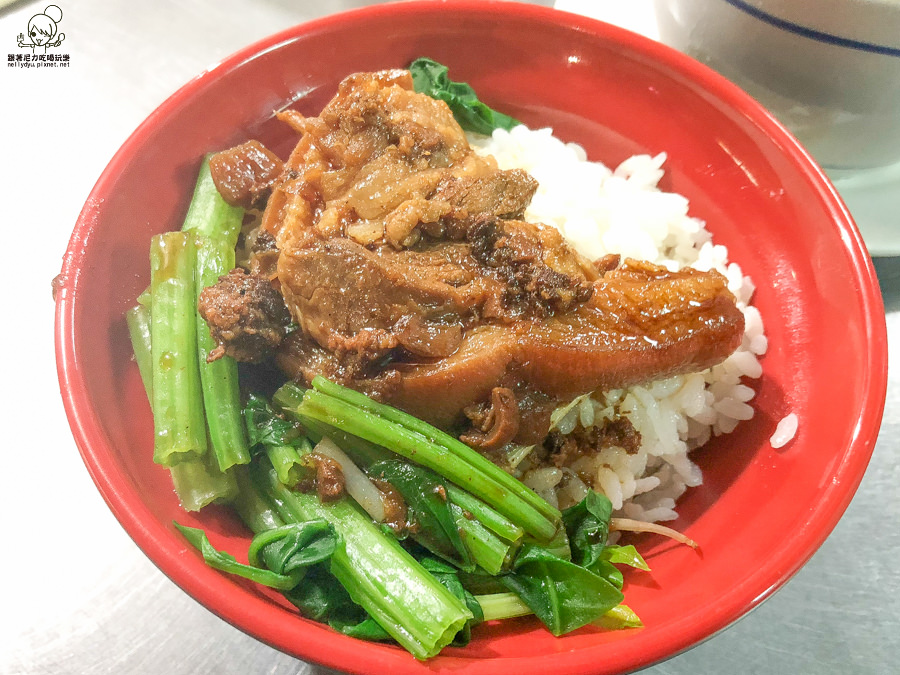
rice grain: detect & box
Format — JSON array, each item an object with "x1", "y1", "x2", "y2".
[{"x1": 474, "y1": 126, "x2": 765, "y2": 523}]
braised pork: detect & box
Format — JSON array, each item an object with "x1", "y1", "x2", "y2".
[
  {"x1": 199, "y1": 68, "x2": 745, "y2": 447},
  {"x1": 386, "y1": 260, "x2": 743, "y2": 429},
  {"x1": 197, "y1": 268, "x2": 292, "y2": 363},
  {"x1": 208, "y1": 140, "x2": 284, "y2": 210}
]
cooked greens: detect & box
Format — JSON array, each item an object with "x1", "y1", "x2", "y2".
[{"x1": 409, "y1": 57, "x2": 521, "y2": 135}]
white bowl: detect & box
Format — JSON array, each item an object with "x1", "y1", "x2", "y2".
[{"x1": 654, "y1": 0, "x2": 900, "y2": 172}]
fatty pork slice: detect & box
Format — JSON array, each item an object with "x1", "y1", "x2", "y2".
[
  {"x1": 275, "y1": 217, "x2": 596, "y2": 365},
  {"x1": 385, "y1": 260, "x2": 745, "y2": 429},
  {"x1": 277, "y1": 237, "x2": 483, "y2": 362}
]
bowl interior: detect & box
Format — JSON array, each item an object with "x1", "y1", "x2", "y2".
[{"x1": 55, "y1": 2, "x2": 886, "y2": 674}]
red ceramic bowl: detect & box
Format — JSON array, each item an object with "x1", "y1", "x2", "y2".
[{"x1": 55, "y1": 1, "x2": 888, "y2": 674}]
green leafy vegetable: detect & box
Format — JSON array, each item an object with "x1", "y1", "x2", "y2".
[
  {"x1": 562, "y1": 490, "x2": 613, "y2": 572},
  {"x1": 601, "y1": 544, "x2": 650, "y2": 572},
  {"x1": 244, "y1": 393, "x2": 305, "y2": 448},
  {"x1": 448, "y1": 502, "x2": 516, "y2": 575},
  {"x1": 370, "y1": 459, "x2": 473, "y2": 571},
  {"x1": 500, "y1": 544, "x2": 624, "y2": 636},
  {"x1": 297, "y1": 377, "x2": 560, "y2": 542},
  {"x1": 333, "y1": 616, "x2": 394, "y2": 642},
  {"x1": 265, "y1": 442, "x2": 312, "y2": 488},
  {"x1": 526, "y1": 522, "x2": 573, "y2": 561},
  {"x1": 475, "y1": 591, "x2": 535, "y2": 622},
  {"x1": 594, "y1": 604, "x2": 644, "y2": 630},
  {"x1": 284, "y1": 564, "x2": 391, "y2": 642},
  {"x1": 125, "y1": 303, "x2": 154, "y2": 398},
  {"x1": 244, "y1": 393, "x2": 312, "y2": 486},
  {"x1": 194, "y1": 235, "x2": 250, "y2": 471},
  {"x1": 169, "y1": 455, "x2": 238, "y2": 512},
  {"x1": 253, "y1": 459, "x2": 473, "y2": 660},
  {"x1": 283, "y1": 562, "x2": 350, "y2": 621},
  {"x1": 180, "y1": 158, "x2": 249, "y2": 472},
  {"x1": 180, "y1": 155, "x2": 244, "y2": 249},
  {"x1": 456, "y1": 571, "x2": 509, "y2": 596},
  {"x1": 231, "y1": 465, "x2": 284, "y2": 535},
  {"x1": 174, "y1": 521, "x2": 337, "y2": 591},
  {"x1": 445, "y1": 483, "x2": 524, "y2": 546},
  {"x1": 409, "y1": 57, "x2": 521, "y2": 135},
  {"x1": 476, "y1": 592, "x2": 641, "y2": 631},
  {"x1": 127, "y1": 301, "x2": 238, "y2": 510},
  {"x1": 247, "y1": 522, "x2": 338, "y2": 573},
  {"x1": 309, "y1": 377, "x2": 559, "y2": 522}
]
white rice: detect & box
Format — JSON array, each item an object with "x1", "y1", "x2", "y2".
[
  {"x1": 770, "y1": 413, "x2": 798, "y2": 449},
  {"x1": 470, "y1": 126, "x2": 769, "y2": 523}
]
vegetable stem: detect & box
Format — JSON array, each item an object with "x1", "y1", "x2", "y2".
[
  {"x1": 180, "y1": 155, "x2": 244, "y2": 248},
  {"x1": 449, "y1": 503, "x2": 515, "y2": 575},
  {"x1": 149, "y1": 232, "x2": 206, "y2": 466},
  {"x1": 252, "y1": 460, "x2": 472, "y2": 660},
  {"x1": 446, "y1": 484, "x2": 524, "y2": 545},
  {"x1": 311, "y1": 377, "x2": 561, "y2": 525},
  {"x1": 475, "y1": 592, "x2": 534, "y2": 622},
  {"x1": 168, "y1": 454, "x2": 238, "y2": 511},
  {"x1": 194, "y1": 235, "x2": 251, "y2": 471},
  {"x1": 231, "y1": 466, "x2": 295, "y2": 577},
  {"x1": 274, "y1": 383, "x2": 393, "y2": 467},
  {"x1": 178, "y1": 156, "x2": 250, "y2": 471},
  {"x1": 475, "y1": 592, "x2": 641, "y2": 630},
  {"x1": 128, "y1": 299, "x2": 236, "y2": 509},
  {"x1": 265, "y1": 440, "x2": 311, "y2": 488},
  {"x1": 297, "y1": 386, "x2": 559, "y2": 542},
  {"x1": 232, "y1": 466, "x2": 284, "y2": 534},
  {"x1": 125, "y1": 304, "x2": 153, "y2": 398}
]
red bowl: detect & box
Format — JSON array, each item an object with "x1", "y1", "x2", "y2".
[{"x1": 54, "y1": 1, "x2": 888, "y2": 673}]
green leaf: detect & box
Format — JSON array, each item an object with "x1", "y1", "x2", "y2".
[
  {"x1": 591, "y1": 560, "x2": 624, "y2": 591},
  {"x1": 601, "y1": 544, "x2": 651, "y2": 572},
  {"x1": 559, "y1": 495, "x2": 649, "y2": 592},
  {"x1": 299, "y1": 380, "x2": 560, "y2": 541},
  {"x1": 499, "y1": 544, "x2": 623, "y2": 636},
  {"x1": 175, "y1": 522, "x2": 302, "y2": 591},
  {"x1": 409, "y1": 57, "x2": 521, "y2": 135},
  {"x1": 247, "y1": 521, "x2": 338, "y2": 574},
  {"x1": 176, "y1": 520, "x2": 338, "y2": 592},
  {"x1": 457, "y1": 571, "x2": 508, "y2": 596},
  {"x1": 244, "y1": 393, "x2": 304, "y2": 449},
  {"x1": 284, "y1": 564, "x2": 392, "y2": 642},
  {"x1": 594, "y1": 604, "x2": 643, "y2": 630},
  {"x1": 253, "y1": 459, "x2": 472, "y2": 659},
  {"x1": 561, "y1": 491, "x2": 613, "y2": 572},
  {"x1": 369, "y1": 459, "x2": 474, "y2": 571},
  {"x1": 284, "y1": 564, "x2": 350, "y2": 621},
  {"x1": 333, "y1": 617, "x2": 393, "y2": 642}
]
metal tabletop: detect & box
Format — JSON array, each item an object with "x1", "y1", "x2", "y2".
[{"x1": 2, "y1": 1, "x2": 896, "y2": 673}]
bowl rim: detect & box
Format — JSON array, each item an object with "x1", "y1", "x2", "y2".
[{"x1": 54, "y1": 1, "x2": 889, "y2": 673}]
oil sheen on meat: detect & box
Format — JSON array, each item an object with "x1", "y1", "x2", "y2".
[{"x1": 205, "y1": 69, "x2": 745, "y2": 445}]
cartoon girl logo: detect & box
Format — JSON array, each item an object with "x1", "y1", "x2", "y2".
[{"x1": 17, "y1": 5, "x2": 65, "y2": 54}]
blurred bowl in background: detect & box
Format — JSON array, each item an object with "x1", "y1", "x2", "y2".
[{"x1": 654, "y1": 0, "x2": 900, "y2": 173}]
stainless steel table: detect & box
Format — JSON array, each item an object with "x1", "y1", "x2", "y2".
[{"x1": 2, "y1": 1, "x2": 896, "y2": 673}]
